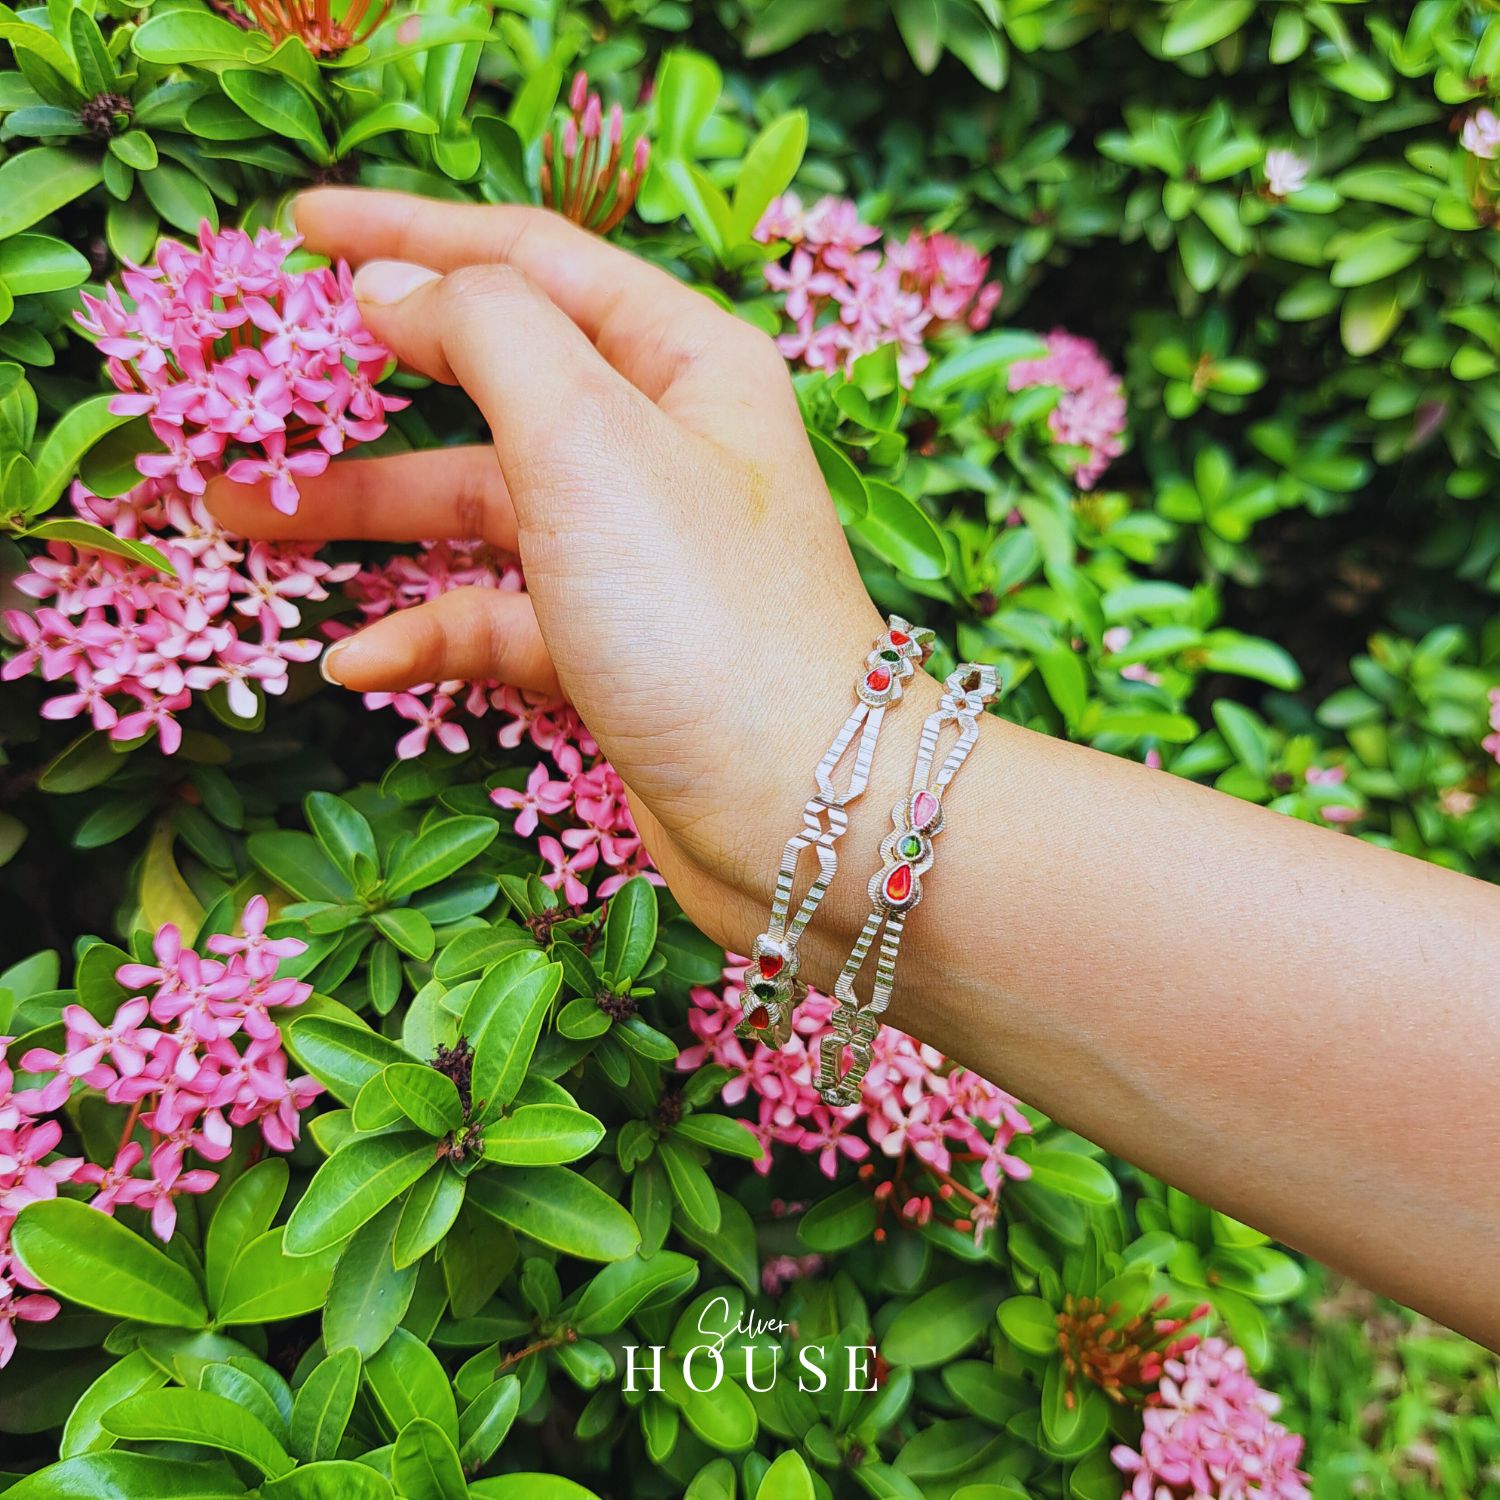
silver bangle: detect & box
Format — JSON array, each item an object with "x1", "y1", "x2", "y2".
[
  {"x1": 817, "y1": 662, "x2": 999, "y2": 1106},
  {"x1": 738, "y1": 616, "x2": 935, "y2": 1047}
]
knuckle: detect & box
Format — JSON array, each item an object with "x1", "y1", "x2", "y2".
[
  {"x1": 449, "y1": 476, "x2": 490, "y2": 543},
  {"x1": 440, "y1": 262, "x2": 528, "y2": 313}
]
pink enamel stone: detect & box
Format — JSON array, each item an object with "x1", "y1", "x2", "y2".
[{"x1": 911, "y1": 790, "x2": 938, "y2": 829}]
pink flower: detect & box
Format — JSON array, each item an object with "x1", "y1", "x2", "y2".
[
  {"x1": 75, "y1": 222, "x2": 404, "y2": 513},
  {"x1": 4, "y1": 476, "x2": 349, "y2": 754},
  {"x1": 679, "y1": 956, "x2": 1030, "y2": 1238},
  {"x1": 1263, "y1": 148, "x2": 1309, "y2": 197},
  {"x1": 0, "y1": 897, "x2": 323, "y2": 1365},
  {"x1": 1462, "y1": 107, "x2": 1500, "y2": 161},
  {"x1": 539, "y1": 829, "x2": 600, "y2": 905},
  {"x1": 1112, "y1": 1337, "x2": 1311, "y2": 1500},
  {"x1": 756, "y1": 196, "x2": 998, "y2": 387},
  {"x1": 492, "y1": 762, "x2": 574, "y2": 836},
  {"x1": 1008, "y1": 330, "x2": 1127, "y2": 489}
]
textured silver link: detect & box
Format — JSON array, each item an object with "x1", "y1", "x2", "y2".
[
  {"x1": 738, "y1": 616, "x2": 934, "y2": 1047},
  {"x1": 818, "y1": 662, "x2": 999, "y2": 1106}
]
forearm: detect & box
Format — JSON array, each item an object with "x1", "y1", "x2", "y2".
[{"x1": 779, "y1": 671, "x2": 1500, "y2": 1349}]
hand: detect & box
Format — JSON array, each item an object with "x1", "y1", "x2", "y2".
[{"x1": 207, "y1": 188, "x2": 913, "y2": 966}]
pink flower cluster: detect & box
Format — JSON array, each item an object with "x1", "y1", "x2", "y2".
[
  {"x1": 3, "y1": 478, "x2": 353, "y2": 753},
  {"x1": 680, "y1": 957, "x2": 1032, "y2": 1240},
  {"x1": 77, "y1": 222, "x2": 405, "y2": 514},
  {"x1": 0, "y1": 899, "x2": 320, "y2": 1366},
  {"x1": 345, "y1": 541, "x2": 659, "y2": 900},
  {"x1": 1008, "y1": 329, "x2": 1127, "y2": 490},
  {"x1": 1483, "y1": 686, "x2": 1500, "y2": 764},
  {"x1": 757, "y1": 193, "x2": 1001, "y2": 385},
  {"x1": 1112, "y1": 1336, "x2": 1311, "y2": 1500}
]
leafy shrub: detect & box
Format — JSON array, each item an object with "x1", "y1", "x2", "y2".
[{"x1": 1, "y1": 2, "x2": 1499, "y2": 1498}]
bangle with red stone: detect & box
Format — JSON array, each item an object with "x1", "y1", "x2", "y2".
[
  {"x1": 817, "y1": 662, "x2": 999, "y2": 1107},
  {"x1": 738, "y1": 616, "x2": 935, "y2": 1048}
]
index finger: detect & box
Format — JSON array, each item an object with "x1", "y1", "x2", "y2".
[{"x1": 293, "y1": 190, "x2": 778, "y2": 412}]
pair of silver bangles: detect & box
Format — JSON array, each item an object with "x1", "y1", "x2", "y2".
[{"x1": 737, "y1": 615, "x2": 997, "y2": 1107}]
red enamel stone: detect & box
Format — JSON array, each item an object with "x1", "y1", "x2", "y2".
[
  {"x1": 889, "y1": 629, "x2": 910, "y2": 647},
  {"x1": 748, "y1": 1005, "x2": 770, "y2": 1030},
  {"x1": 866, "y1": 667, "x2": 891, "y2": 692},
  {"x1": 911, "y1": 790, "x2": 939, "y2": 829},
  {"x1": 883, "y1": 862, "x2": 914, "y2": 904},
  {"x1": 757, "y1": 953, "x2": 784, "y2": 979}
]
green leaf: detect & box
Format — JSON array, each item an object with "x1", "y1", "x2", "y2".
[
  {"x1": 481, "y1": 1103, "x2": 605, "y2": 1165},
  {"x1": 60, "y1": 1349, "x2": 169, "y2": 1459},
  {"x1": 469, "y1": 956, "x2": 562, "y2": 1120},
  {"x1": 671, "y1": 1113, "x2": 763, "y2": 1160},
  {"x1": 572, "y1": 1251, "x2": 699, "y2": 1336},
  {"x1": 881, "y1": 1276, "x2": 1003, "y2": 1369},
  {"x1": 323, "y1": 1201, "x2": 419, "y2": 1357},
  {"x1": 366, "y1": 1327, "x2": 458, "y2": 1444},
  {"x1": 140, "y1": 161, "x2": 219, "y2": 236},
  {"x1": 304, "y1": 791, "x2": 377, "y2": 881},
  {"x1": 1023, "y1": 1149, "x2": 1120, "y2": 1207},
  {"x1": 217, "y1": 1227, "x2": 340, "y2": 1324},
  {"x1": 1161, "y1": 0, "x2": 1254, "y2": 56},
  {"x1": 260, "y1": 1462, "x2": 394, "y2": 1500},
  {"x1": 390, "y1": 1417, "x2": 467, "y2": 1500},
  {"x1": 654, "y1": 49, "x2": 720, "y2": 156},
  {"x1": 380, "y1": 1061, "x2": 463, "y2": 1135},
  {"x1": 110, "y1": 131, "x2": 158, "y2": 170},
  {"x1": 372, "y1": 905, "x2": 436, "y2": 960},
  {"x1": 601, "y1": 875, "x2": 658, "y2": 983},
  {"x1": 26, "y1": 517, "x2": 176, "y2": 573},
  {"x1": 658, "y1": 1136, "x2": 721, "y2": 1234},
  {"x1": 1340, "y1": 280, "x2": 1402, "y2": 357},
  {"x1": 1199, "y1": 631, "x2": 1302, "y2": 690},
  {"x1": 807, "y1": 428, "x2": 868, "y2": 523},
  {"x1": 1330, "y1": 226, "x2": 1425, "y2": 288},
  {"x1": 1040, "y1": 1357, "x2": 1108, "y2": 1458},
  {"x1": 731, "y1": 110, "x2": 807, "y2": 240},
  {"x1": 102, "y1": 1389, "x2": 293, "y2": 1478},
  {"x1": 468, "y1": 1166, "x2": 640, "y2": 1261},
  {"x1": 335, "y1": 100, "x2": 440, "y2": 156},
  {"x1": 0, "y1": 232, "x2": 89, "y2": 295},
  {"x1": 757, "y1": 1450, "x2": 816, "y2": 1500},
  {"x1": 284, "y1": 1131, "x2": 437, "y2": 1255},
  {"x1": 798, "y1": 1185, "x2": 877, "y2": 1252},
  {"x1": 385, "y1": 816, "x2": 498, "y2": 901},
  {"x1": 3, "y1": 1454, "x2": 249, "y2": 1499},
  {"x1": 893, "y1": 0, "x2": 944, "y2": 72},
  {"x1": 853, "y1": 481, "x2": 948, "y2": 580},
  {"x1": 289, "y1": 1347, "x2": 360, "y2": 1463},
  {"x1": 220, "y1": 67, "x2": 329, "y2": 162},
  {"x1": 287, "y1": 1016, "x2": 414, "y2": 1106},
  {"x1": 458, "y1": 1375, "x2": 520, "y2": 1468},
  {"x1": 30, "y1": 397, "x2": 138, "y2": 517},
  {"x1": 469, "y1": 1480, "x2": 603, "y2": 1500},
  {"x1": 248, "y1": 830, "x2": 354, "y2": 903},
  {"x1": 132, "y1": 10, "x2": 272, "y2": 64},
  {"x1": 996, "y1": 1295, "x2": 1058, "y2": 1356},
  {"x1": 0, "y1": 148, "x2": 102, "y2": 238},
  {"x1": 394, "y1": 1163, "x2": 466, "y2": 1267},
  {"x1": 12, "y1": 1198, "x2": 208, "y2": 1327}
]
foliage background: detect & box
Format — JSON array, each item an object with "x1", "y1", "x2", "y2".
[{"x1": 1, "y1": 0, "x2": 1499, "y2": 1497}]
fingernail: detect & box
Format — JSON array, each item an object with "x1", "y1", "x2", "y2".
[
  {"x1": 319, "y1": 640, "x2": 349, "y2": 685},
  {"x1": 353, "y1": 259, "x2": 441, "y2": 306}
]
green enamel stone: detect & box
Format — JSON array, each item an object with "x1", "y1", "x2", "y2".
[
  {"x1": 899, "y1": 835, "x2": 923, "y2": 858},
  {"x1": 752, "y1": 980, "x2": 776, "y2": 999},
  {"x1": 879, "y1": 648, "x2": 901, "y2": 662}
]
